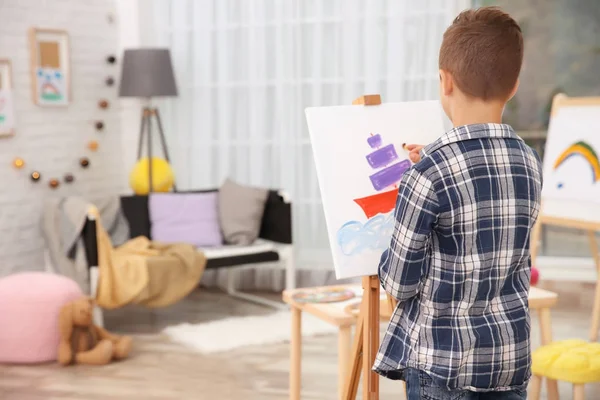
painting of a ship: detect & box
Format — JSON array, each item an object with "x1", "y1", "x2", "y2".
[{"x1": 353, "y1": 133, "x2": 411, "y2": 218}]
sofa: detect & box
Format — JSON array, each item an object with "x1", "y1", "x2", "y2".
[{"x1": 81, "y1": 188, "x2": 294, "y2": 323}]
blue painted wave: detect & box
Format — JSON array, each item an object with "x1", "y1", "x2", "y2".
[{"x1": 336, "y1": 212, "x2": 394, "y2": 256}]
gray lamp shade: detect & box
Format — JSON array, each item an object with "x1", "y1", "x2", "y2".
[{"x1": 118, "y1": 48, "x2": 178, "y2": 98}]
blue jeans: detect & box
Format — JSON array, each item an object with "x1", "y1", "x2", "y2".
[{"x1": 404, "y1": 369, "x2": 527, "y2": 400}]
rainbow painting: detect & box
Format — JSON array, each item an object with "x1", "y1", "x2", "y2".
[{"x1": 553, "y1": 141, "x2": 600, "y2": 183}]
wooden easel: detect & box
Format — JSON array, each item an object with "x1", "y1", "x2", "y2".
[
  {"x1": 530, "y1": 94, "x2": 600, "y2": 343},
  {"x1": 342, "y1": 94, "x2": 396, "y2": 400}
]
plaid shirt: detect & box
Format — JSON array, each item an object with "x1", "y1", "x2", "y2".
[{"x1": 374, "y1": 123, "x2": 543, "y2": 391}]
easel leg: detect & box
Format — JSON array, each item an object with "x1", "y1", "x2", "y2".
[
  {"x1": 530, "y1": 220, "x2": 543, "y2": 265},
  {"x1": 587, "y1": 230, "x2": 600, "y2": 341},
  {"x1": 362, "y1": 276, "x2": 380, "y2": 400},
  {"x1": 290, "y1": 306, "x2": 301, "y2": 400},
  {"x1": 338, "y1": 326, "x2": 352, "y2": 400},
  {"x1": 590, "y1": 282, "x2": 600, "y2": 342},
  {"x1": 344, "y1": 313, "x2": 363, "y2": 400}
]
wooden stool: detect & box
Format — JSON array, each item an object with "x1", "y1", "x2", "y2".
[
  {"x1": 284, "y1": 285, "x2": 558, "y2": 399},
  {"x1": 283, "y1": 286, "x2": 394, "y2": 400},
  {"x1": 529, "y1": 339, "x2": 600, "y2": 400}
]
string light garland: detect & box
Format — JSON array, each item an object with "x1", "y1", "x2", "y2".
[
  {"x1": 12, "y1": 44, "x2": 116, "y2": 189},
  {"x1": 19, "y1": 152, "x2": 89, "y2": 186},
  {"x1": 64, "y1": 173, "x2": 75, "y2": 183},
  {"x1": 49, "y1": 178, "x2": 60, "y2": 189},
  {"x1": 88, "y1": 140, "x2": 99, "y2": 152},
  {"x1": 13, "y1": 158, "x2": 25, "y2": 169}
]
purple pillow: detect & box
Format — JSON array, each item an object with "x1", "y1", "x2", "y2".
[{"x1": 149, "y1": 192, "x2": 223, "y2": 247}]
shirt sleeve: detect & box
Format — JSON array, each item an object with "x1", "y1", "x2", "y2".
[{"x1": 378, "y1": 168, "x2": 439, "y2": 302}]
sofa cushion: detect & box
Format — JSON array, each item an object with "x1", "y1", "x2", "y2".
[
  {"x1": 121, "y1": 195, "x2": 151, "y2": 239},
  {"x1": 149, "y1": 192, "x2": 223, "y2": 247},
  {"x1": 218, "y1": 179, "x2": 269, "y2": 245},
  {"x1": 259, "y1": 191, "x2": 292, "y2": 244}
]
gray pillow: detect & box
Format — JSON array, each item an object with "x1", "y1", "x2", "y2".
[{"x1": 218, "y1": 178, "x2": 269, "y2": 245}]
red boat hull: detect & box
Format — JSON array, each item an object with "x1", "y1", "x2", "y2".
[{"x1": 353, "y1": 189, "x2": 398, "y2": 219}]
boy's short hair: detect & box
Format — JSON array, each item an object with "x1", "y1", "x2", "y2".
[{"x1": 439, "y1": 7, "x2": 523, "y2": 101}]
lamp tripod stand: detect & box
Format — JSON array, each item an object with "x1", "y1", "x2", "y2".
[{"x1": 137, "y1": 106, "x2": 177, "y2": 193}]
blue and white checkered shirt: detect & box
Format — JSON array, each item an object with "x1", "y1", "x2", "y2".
[{"x1": 374, "y1": 123, "x2": 543, "y2": 391}]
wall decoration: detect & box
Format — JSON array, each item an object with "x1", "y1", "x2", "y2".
[
  {"x1": 95, "y1": 121, "x2": 104, "y2": 131},
  {"x1": 542, "y1": 99, "x2": 600, "y2": 213},
  {"x1": 105, "y1": 77, "x2": 114, "y2": 86},
  {"x1": 64, "y1": 173, "x2": 74, "y2": 183},
  {"x1": 98, "y1": 99, "x2": 109, "y2": 109},
  {"x1": 48, "y1": 178, "x2": 60, "y2": 189},
  {"x1": 29, "y1": 28, "x2": 70, "y2": 107},
  {"x1": 30, "y1": 171, "x2": 41, "y2": 182},
  {"x1": 80, "y1": 157, "x2": 90, "y2": 168},
  {"x1": 0, "y1": 60, "x2": 16, "y2": 137},
  {"x1": 12, "y1": 158, "x2": 25, "y2": 169},
  {"x1": 88, "y1": 140, "x2": 99, "y2": 151},
  {"x1": 305, "y1": 101, "x2": 446, "y2": 279}
]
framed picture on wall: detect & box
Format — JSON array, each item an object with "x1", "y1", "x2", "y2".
[
  {"x1": 0, "y1": 60, "x2": 16, "y2": 137},
  {"x1": 29, "y1": 28, "x2": 71, "y2": 106}
]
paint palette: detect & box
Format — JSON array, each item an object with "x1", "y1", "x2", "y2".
[{"x1": 291, "y1": 287, "x2": 356, "y2": 304}]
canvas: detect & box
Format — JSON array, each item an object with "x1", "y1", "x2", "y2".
[
  {"x1": 306, "y1": 101, "x2": 446, "y2": 279},
  {"x1": 541, "y1": 103, "x2": 600, "y2": 223}
]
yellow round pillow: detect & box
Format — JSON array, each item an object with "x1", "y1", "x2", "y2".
[
  {"x1": 532, "y1": 339, "x2": 600, "y2": 384},
  {"x1": 129, "y1": 157, "x2": 175, "y2": 195}
]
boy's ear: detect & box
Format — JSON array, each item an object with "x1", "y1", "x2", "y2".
[
  {"x1": 507, "y1": 79, "x2": 520, "y2": 101},
  {"x1": 439, "y1": 69, "x2": 453, "y2": 97}
]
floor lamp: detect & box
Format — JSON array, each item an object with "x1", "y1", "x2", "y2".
[{"x1": 118, "y1": 48, "x2": 178, "y2": 192}]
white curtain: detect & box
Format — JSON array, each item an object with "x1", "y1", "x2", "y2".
[{"x1": 140, "y1": 0, "x2": 469, "y2": 288}]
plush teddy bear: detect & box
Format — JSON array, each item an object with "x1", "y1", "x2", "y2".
[{"x1": 57, "y1": 296, "x2": 132, "y2": 365}]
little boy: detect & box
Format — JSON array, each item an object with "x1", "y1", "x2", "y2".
[{"x1": 374, "y1": 7, "x2": 543, "y2": 400}]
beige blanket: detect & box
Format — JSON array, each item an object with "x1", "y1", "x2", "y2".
[{"x1": 90, "y1": 207, "x2": 206, "y2": 309}]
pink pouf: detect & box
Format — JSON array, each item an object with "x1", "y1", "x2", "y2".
[{"x1": 0, "y1": 272, "x2": 82, "y2": 363}]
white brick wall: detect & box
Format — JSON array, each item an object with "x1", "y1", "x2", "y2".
[{"x1": 0, "y1": 0, "x2": 127, "y2": 276}]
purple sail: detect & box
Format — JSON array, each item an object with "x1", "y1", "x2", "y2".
[
  {"x1": 366, "y1": 144, "x2": 398, "y2": 168},
  {"x1": 367, "y1": 134, "x2": 382, "y2": 149},
  {"x1": 369, "y1": 160, "x2": 411, "y2": 191}
]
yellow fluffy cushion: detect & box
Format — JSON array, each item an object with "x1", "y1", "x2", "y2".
[
  {"x1": 129, "y1": 157, "x2": 175, "y2": 195},
  {"x1": 532, "y1": 339, "x2": 600, "y2": 384}
]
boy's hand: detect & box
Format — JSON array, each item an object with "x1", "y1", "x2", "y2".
[{"x1": 404, "y1": 144, "x2": 424, "y2": 163}]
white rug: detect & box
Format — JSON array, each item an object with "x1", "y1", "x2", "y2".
[{"x1": 163, "y1": 311, "x2": 339, "y2": 354}]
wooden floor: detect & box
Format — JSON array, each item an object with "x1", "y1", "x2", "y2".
[{"x1": 1, "y1": 283, "x2": 599, "y2": 399}]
